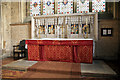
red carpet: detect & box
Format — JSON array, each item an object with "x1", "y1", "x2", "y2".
[
  {"x1": 23, "y1": 61, "x2": 81, "y2": 78},
  {"x1": 2, "y1": 70, "x2": 27, "y2": 79}
]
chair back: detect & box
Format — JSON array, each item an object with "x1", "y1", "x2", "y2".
[{"x1": 19, "y1": 40, "x2": 25, "y2": 50}]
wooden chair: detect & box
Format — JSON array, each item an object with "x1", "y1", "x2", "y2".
[{"x1": 13, "y1": 40, "x2": 26, "y2": 60}]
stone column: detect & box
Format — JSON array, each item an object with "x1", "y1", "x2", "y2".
[
  {"x1": 11, "y1": 1, "x2": 26, "y2": 23},
  {"x1": 1, "y1": 2, "x2": 12, "y2": 57},
  {"x1": 26, "y1": 1, "x2": 30, "y2": 16},
  {"x1": 20, "y1": 0, "x2": 26, "y2": 23},
  {"x1": 11, "y1": 2, "x2": 20, "y2": 23}
]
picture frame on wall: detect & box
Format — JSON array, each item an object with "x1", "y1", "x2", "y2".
[{"x1": 101, "y1": 28, "x2": 113, "y2": 36}]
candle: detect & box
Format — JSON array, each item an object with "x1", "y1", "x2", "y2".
[
  {"x1": 86, "y1": 18, "x2": 87, "y2": 25},
  {"x1": 38, "y1": 19, "x2": 40, "y2": 25}
]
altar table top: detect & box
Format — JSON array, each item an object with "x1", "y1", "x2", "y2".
[
  {"x1": 26, "y1": 38, "x2": 93, "y2": 46},
  {"x1": 27, "y1": 38, "x2": 93, "y2": 40}
]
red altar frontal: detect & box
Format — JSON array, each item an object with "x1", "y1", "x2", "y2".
[{"x1": 26, "y1": 39, "x2": 93, "y2": 63}]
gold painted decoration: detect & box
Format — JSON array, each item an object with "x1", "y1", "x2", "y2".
[
  {"x1": 48, "y1": 25, "x2": 55, "y2": 34},
  {"x1": 38, "y1": 25, "x2": 45, "y2": 34},
  {"x1": 82, "y1": 24, "x2": 89, "y2": 38}
]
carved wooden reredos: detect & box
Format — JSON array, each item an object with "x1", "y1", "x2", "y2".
[{"x1": 31, "y1": 13, "x2": 98, "y2": 40}]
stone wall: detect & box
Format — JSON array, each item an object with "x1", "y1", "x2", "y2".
[
  {"x1": 118, "y1": 2, "x2": 120, "y2": 19},
  {"x1": 1, "y1": 2, "x2": 27, "y2": 57},
  {"x1": 0, "y1": 2, "x2": 1, "y2": 78},
  {"x1": 11, "y1": 24, "x2": 31, "y2": 54},
  {"x1": 118, "y1": 2, "x2": 120, "y2": 62},
  {"x1": 1, "y1": 2, "x2": 11, "y2": 57},
  {"x1": 95, "y1": 20, "x2": 119, "y2": 60},
  {"x1": 118, "y1": 1, "x2": 120, "y2": 62},
  {"x1": 11, "y1": 2, "x2": 26, "y2": 23}
]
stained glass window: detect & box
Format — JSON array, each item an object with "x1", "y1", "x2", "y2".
[
  {"x1": 43, "y1": 0, "x2": 54, "y2": 15},
  {"x1": 77, "y1": 0, "x2": 89, "y2": 13},
  {"x1": 57, "y1": 0, "x2": 73, "y2": 14},
  {"x1": 71, "y1": 24, "x2": 79, "y2": 34},
  {"x1": 92, "y1": 0, "x2": 105, "y2": 12},
  {"x1": 30, "y1": 0, "x2": 41, "y2": 16}
]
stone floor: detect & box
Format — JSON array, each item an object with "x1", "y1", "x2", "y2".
[
  {"x1": 2, "y1": 57, "x2": 17, "y2": 65},
  {"x1": 81, "y1": 60, "x2": 116, "y2": 77},
  {"x1": 1, "y1": 57, "x2": 119, "y2": 80},
  {"x1": 2, "y1": 59, "x2": 37, "y2": 71}
]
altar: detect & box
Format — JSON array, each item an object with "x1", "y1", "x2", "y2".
[
  {"x1": 26, "y1": 13, "x2": 98, "y2": 64},
  {"x1": 26, "y1": 38, "x2": 93, "y2": 63}
]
